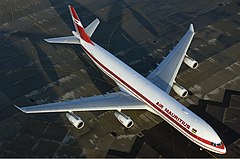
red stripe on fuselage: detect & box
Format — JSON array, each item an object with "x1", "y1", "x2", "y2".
[{"x1": 81, "y1": 45, "x2": 225, "y2": 154}]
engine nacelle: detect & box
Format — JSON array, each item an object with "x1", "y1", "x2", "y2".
[
  {"x1": 184, "y1": 56, "x2": 198, "y2": 69},
  {"x1": 66, "y1": 112, "x2": 84, "y2": 129},
  {"x1": 173, "y1": 83, "x2": 188, "y2": 98},
  {"x1": 114, "y1": 111, "x2": 134, "y2": 128}
]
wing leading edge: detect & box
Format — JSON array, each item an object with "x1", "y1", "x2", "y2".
[
  {"x1": 147, "y1": 24, "x2": 195, "y2": 93},
  {"x1": 15, "y1": 92, "x2": 147, "y2": 113}
]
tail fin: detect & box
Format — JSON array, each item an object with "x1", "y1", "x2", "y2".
[
  {"x1": 44, "y1": 5, "x2": 99, "y2": 45},
  {"x1": 68, "y1": 5, "x2": 94, "y2": 45}
]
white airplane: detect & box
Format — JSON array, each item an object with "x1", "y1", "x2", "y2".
[{"x1": 15, "y1": 5, "x2": 226, "y2": 154}]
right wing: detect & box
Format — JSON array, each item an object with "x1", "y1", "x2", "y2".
[
  {"x1": 147, "y1": 24, "x2": 195, "y2": 93},
  {"x1": 15, "y1": 92, "x2": 148, "y2": 113}
]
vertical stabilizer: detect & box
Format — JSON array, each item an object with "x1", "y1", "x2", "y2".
[{"x1": 68, "y1": 5, "x2": 94, "y2": 45}]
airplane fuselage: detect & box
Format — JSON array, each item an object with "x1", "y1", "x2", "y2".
[
  {"x1": 13, "y1": 5, "x2": 226, "y2": 155},
  {"x1": 80, "y1": 39, "x2": 226, "y2": 154}
]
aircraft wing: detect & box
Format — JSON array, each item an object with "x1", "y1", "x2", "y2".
[
  {"x1": 15, "y1": 92, "x2": 147, "y2": 113},
  {"x1": 147, "y1": 24, "x2": 195, "y2": 93}
]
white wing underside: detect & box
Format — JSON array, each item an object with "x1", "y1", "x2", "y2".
[
  {"x1": 15, "y1": 92, "x2": 148, "y2": 113},
  {"x1": 147, "y1": 24, "x2": 195, "y2": 93}
]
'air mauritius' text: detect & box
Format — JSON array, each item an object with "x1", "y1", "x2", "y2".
[{"x1": 165, "y1": 108, "x2": 190, "y2": 129}]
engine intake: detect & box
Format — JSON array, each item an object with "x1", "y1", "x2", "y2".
[
  {"x1": 66, "y1": 112, "x2": 84, "y2": 129},
  {"x1": 173, "y1": 83, "x2": 188, "y2": 98},
  {"x1": 114, "y1": 111, "x2": 134, "y2": 128},
  {"x1": 184, "y1": 56, "x2": 198, "y2": 69}
]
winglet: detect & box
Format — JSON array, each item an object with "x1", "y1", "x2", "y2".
[
  {"x1": 68, "y1": 5, "x2": 94, "y2": 45},
  {"x1": 14, "y1": 104, "x2": 26, "y2": 113},
  {"x1": 189, "y1": 24, "x2": 194, "y2": 32}
]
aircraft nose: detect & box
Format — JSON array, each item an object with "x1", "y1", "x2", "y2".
[
  {"x1": 216, "y1": 142, "x2": 227, "y2": 154},
  {"x1": 221, "y1": 143, "x2": 227, "y2": 154}
]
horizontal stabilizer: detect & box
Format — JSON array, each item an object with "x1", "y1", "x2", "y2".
[
  {"x1": 85, "y1": 18, "x2": 100, "y2": 37},
  {"x1": 44, "y1": 36, "x2": 80, "y2": 44}
]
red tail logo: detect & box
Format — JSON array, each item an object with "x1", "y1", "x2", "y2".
[{"x1": 69, "y1": 5, "x2": 94, "y2": 45}]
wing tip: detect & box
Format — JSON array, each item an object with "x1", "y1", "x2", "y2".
[
  {"x1": 96, "y1": 18, "x2": 100, "y2": 24},
  {"x1": 44, "y1": 39, "x2": 50, "y2": 43},
  {"x1": 14, "y1": 104, "x2": 26, "y2": 113},
  {"x1": 189, "y1": 24, "x2": 194, "y2": 32}
]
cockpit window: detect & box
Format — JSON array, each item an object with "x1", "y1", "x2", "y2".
[{"x1": 211, "y1": 141, "x2": 222, "y2": 147}]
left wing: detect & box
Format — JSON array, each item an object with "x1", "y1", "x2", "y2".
[
  {"x1": 15, "y1": 92, "x2": 147, "y2": 113},
  {"x1": 147, "y1": 24, "x2": 195, "y2": 93}
]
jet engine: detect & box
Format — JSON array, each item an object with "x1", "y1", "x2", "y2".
[
  {"x1": 66, "y1": 112, "x2": 84, "y2": 129},
  {"x1": 173, "y1": 83, "x2": 188, "y2": 98},
  {"x1": 184, "y1": 56, "x2": 198, "y2": 69},
  {"x1": 114, "y1": 111, "x2": 134, "y2": 128}
]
